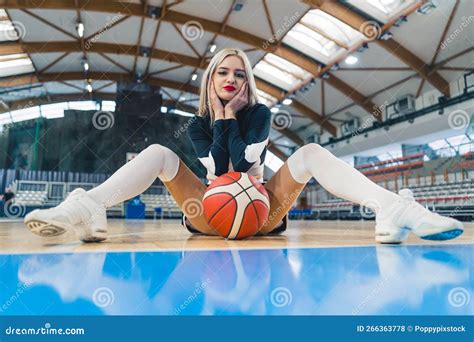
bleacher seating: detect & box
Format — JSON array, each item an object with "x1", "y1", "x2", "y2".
[
  {"x1": 140, "y1": 193, "x2": 181, "y2": 218},
  {"x1": 3, "y1": 180, "x2": 183, "y2": 219},
  {"x1": 15, "y1": 190, "x2": 48, "y2": 206},
  {"x1": 356, "y1": 153, "x2": 425, "y2": 171}
]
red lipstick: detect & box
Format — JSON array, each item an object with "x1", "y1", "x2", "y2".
[{"x1": 223, "y1": 85, "x2": 236, "y2": 92}]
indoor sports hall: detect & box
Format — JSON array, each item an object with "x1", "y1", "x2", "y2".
[{"x1": 0, "y1": 1, "x2": 473, "y2": 341}]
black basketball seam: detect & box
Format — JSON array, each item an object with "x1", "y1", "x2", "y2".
[
  {"x1": 249, "y1": 199, "x2": 268, "y2": 235},
  {"x1": 209, "y1": 198, "x2": 238, "y2": 240},
  {"x1": 241, "y1": 184, "x2": 268, "y2": 235},
  {"x1": 233, "y1": 183, "x2": 268, "y2": 239},
  {"x1": 205, "y1": 187, "x2": 248, "y2": 230},
  {"x1": 233, "y1": 201, "x2": 256, "y2": 239},
  {"x1": 222, "y1": 172, "x2": 250, "y2": 193}
]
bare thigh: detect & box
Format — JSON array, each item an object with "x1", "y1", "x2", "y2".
[
  {"x1": 162, "y1": 160, "x2": 217, "y2": 235},
  {"x1": 261, "y1": 163, "x2": 307, "y2": 235}
]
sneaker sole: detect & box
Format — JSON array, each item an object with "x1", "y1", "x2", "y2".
[
  {"x1": 25, "y1": 219, "x2": 107, "y2": 243},
  {"x1": 375, "y1": 227, "x2": 410, "y2": 244},
  {"x1": 420, "y1": 228, "x2": 464, "y2": 241},
  {"x1": 25, "y1": 219, "x2": 67, "y2": 237},
  {"x1": 81, "y1": 233, "x2": 107, "y2": 243}
]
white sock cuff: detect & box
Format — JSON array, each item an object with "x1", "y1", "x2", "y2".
[
  {"x1": 155, "y1": 145, "x2": 180, "y2": 182},
  {"x1": 287, "y1": 144, "x2": 313, "y2": 184}
]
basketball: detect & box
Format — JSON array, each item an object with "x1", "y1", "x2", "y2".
[{"x1": 202, "y1": 172, "x2": 270, "y2": 239}]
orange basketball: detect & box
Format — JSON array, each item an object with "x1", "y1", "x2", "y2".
[{"x1": 202, "y1": 172, "x2": 270, "y2": 239}]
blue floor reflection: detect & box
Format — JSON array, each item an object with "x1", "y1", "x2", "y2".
[{"x1": 0, "y1": 244, "x2": 472, "y2": 315}]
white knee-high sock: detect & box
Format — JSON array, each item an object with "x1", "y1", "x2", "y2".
[
  {"x1": 287, "y1": 144, "x2": 399, "y2": 212},
  {"x1": 87, "y1": 144, "x2": 180, "y2": 208}
]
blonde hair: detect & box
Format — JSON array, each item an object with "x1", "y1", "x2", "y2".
[{"x1": 198, "y1": 48, "x2": 259, "y2": 123}]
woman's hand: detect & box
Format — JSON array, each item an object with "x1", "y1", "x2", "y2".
[
  {"x1": 209, "y1": 81, "x2": 225, "y2": 121},
  {"x1": 225, "y1": 82, "x2": 248, "y2": 120}
]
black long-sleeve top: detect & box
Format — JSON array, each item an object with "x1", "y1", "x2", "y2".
[{"x1": 187, "y1": 103, "x2": 271, "y2": 183}]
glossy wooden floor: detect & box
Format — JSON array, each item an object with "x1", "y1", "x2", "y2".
[{"x1": 1, "y1": 218, "x2": 472, "y2": 254}]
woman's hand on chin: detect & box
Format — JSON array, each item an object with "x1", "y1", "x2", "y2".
[{"x1": 224, "y1": 82, "x2": 248, "y2": 120}]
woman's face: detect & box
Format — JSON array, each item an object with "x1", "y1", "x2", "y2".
[{"x1": 212, "y1": 55, "x2": 247, "y2": 103}]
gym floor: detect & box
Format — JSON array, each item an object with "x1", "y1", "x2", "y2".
[{"x1": 0, "y1": 219, "x2": 472, "y2": 315}]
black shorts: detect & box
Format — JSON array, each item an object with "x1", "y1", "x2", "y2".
[{"x1": 181, "y1": 181, "x2": 287, "y2": 236}]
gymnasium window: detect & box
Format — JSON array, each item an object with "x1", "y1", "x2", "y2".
[
  {"x1": 40, "y1": 103, "x2": 68, "y2": 119},
  {"x1": 256, "y1": 90, "x2": 277, "y2": 108},
  {"x1": 0, "y1": 10, "x2": 35, "y2": 77},
  {"x1": 347, "y1": 0, "x2": 418, "y2": 23},
  {"x1": 68, "y1": 101, "x2": 100, "y2": 111},
  {"x1": 0, "y1": 9, "x2": 18, "y2": 41},
  {"x1": 0, "y1": 53, "x2": 34, "y2": 78},
  {"x1": 265, "y1": 150, "x2": 284, "y2": 172},
  {"x1": 254, "y1": 53, "x2": 311, "y2": 91},
  {"x1": 283, "y1": 9, "x2": 364, "y2": 65},
  {"x1": 10, "y1": 106, "x2": 41, "y2": 123}
]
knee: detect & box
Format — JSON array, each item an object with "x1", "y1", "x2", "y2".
[
  {"x1": 300, "y1": 143, "x2": 324, "y2": 157},
  {"x1": 145, "y1": 144, "x2": 180, "y2": 181},
  {"x1": 287, "y1": 144, "x2": 320, "y2": 184},
  {"x1": 146, "y1": 143, "x2": 165, "y2": 155},
  {"x1": 145, "y1": 144, "x2": 174, "y2": 158}
]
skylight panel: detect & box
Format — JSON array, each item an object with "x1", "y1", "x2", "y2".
[
  {"x1": 254, "y1": 54, "x2": 311, "y2": 90},
  {"x1": 257, "y1": 89, "x2": 277, "y2": 107},
  {"x1": 10, "y1": 106, "x2": 40, "y2": 123},
  {"x1": 0, "y1": 53, "x2": 34, "y2": 77},
  {"x1": 346, "y1": 0, "x2": 417, "y2": 23}
]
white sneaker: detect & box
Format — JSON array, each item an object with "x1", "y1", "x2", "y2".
[
  {"x1": 375, "y1": 188, "x2": 464, "y2": 244},
  {"x1": 24, "y1": 188, "x2": 107, "y2": 242}
]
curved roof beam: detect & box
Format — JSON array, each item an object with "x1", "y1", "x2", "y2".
[
  {"x1": 2, "y1": 1, "x2": 348, "y2": 130},
  {"x1": 0, "y1": 40, "x2": 337, "y2": 136}
]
